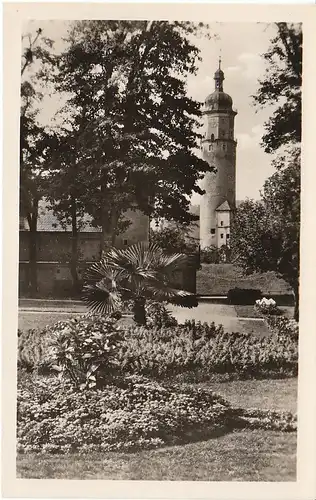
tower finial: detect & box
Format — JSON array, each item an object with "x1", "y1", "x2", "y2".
[{"x1": 214, "y1": 52, "x2": 224, "y2": 91}]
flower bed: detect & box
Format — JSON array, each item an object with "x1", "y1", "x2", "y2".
[
  {"x1": 18, "y1": 314, "x2": 298, "y2": 382},
  {"x1": 17, "y1": 375, "x2": 232, "y2": 454},
  {"x1": 17, "y1": 374, "x2": 297, "y2": 455}
]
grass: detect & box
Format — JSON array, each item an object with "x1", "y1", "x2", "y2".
[
  {"x1": 16, "y1": 377, "x2": 297, "y2": 481},
  {"x1": 18, "y1": 312, "x2": 78, "y2": 331},
  {"x1": 235, "y1": 305, "x2": 295, "y2": 319},
  {"x1": 186, "y1": 378, "x2": 298, "y2": 413},
  {"x1": 197, "y1": 264, "x2": 292, "y2": 296},
  {"x1": 16, "y1": 430, "x2": 296, "y2": 481}
]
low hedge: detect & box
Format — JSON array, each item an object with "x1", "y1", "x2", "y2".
[
  {"x1": 227, "y1": 288, "x2": 262, "y2": 305},
  {"x1": 18, "y1": 315, "x2": 298, "y2": 382},
  {"x1": 17, "y1": 374, "x2": 296, "y2": 454}
]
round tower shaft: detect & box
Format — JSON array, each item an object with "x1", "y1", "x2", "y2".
[{"x1": 200, "y1": 59, "x2": 237, "y2": 249}]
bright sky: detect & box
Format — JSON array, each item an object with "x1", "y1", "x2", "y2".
[{"x1": 24, "y1": 20, "x2": 278, "y2": 203}]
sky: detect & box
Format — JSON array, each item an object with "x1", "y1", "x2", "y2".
[{"x1": 24, "y1": 20, "x2": 278, "y2": 203}]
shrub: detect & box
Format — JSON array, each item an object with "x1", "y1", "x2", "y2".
[
  {"x1": 200, "y1": 246, "x2": 220, "y2": 264},
  {"x1": 46, "y1": 314, "x2": 123, "y2": 389},
  {"x1": 227, "y1": 288, "x2": 262, "y2": 305},
  {"x1": 145, "y1": 301, "x2": 178, "y2": 328},
  {"x1": 17, "y1": 376, "x2": 232, "y2": 454},
  {"x1": 265, "y1": 315, "x2": 299, "y2": 340},
  {"x1": 18, "y1": 314, "x2": 123, "y2": 388},
  {"x1": 18, "y1": 328, "x2": 53, "y2": 373},
  {"x1": 254, "y1": 297, "x2": 281, "y2": 316}
]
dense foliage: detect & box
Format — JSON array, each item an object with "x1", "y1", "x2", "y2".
[
  {"x1": 150, "y1": 225, "x2": 198, "y2": 255},
  {"x1": 18, "y1": 315, "x2": 298, "y2": 381},
  {"x1": 253, "y1": 23, "x2": 302, "y2": 154},
  {"x1": 231, "y1": 172, "x2": 300, "y2": 320}
]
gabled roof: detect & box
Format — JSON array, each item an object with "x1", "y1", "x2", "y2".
[
  {"x1": 20, "y1": 199, "x2": 101, "y2": 233},
  {"x1": 215, "y1": 200, "x2": 232, "y2": 212}
]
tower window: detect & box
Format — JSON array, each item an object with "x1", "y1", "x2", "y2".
[
  {"x1": 220, "y1": 233, "x2": 224, "y2": 239},
  {"x1": 209, "y1": 144, "x2": 212, "y2": 151},
  {"x1": 211, "y1": 228, "x2": 215, "y2": 235},
  {"x1": 123, "y1": 239, "x2": 128, "y2": 246},
  {"x1": 227, "y1": 234, "x2": 230, "y2": 239},
  {"x1": 211, "y1": 133, "x2": 215, "y2": 142},
  {"x1": 220, "y1": 221, "x2": 223, "y2": 226}
]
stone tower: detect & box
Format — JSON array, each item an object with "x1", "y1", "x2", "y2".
[{"x1": 200, "y1": 59, "x2": 237, "y2": 249}]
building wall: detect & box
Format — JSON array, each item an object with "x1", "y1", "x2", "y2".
[
  {"x1": 19, "y1": 258, "x2": 198, "y2": 298},
  {"x1": 19, "y1": 232, "x2": 101, "y2": 262},
  {"x1": 115, "y1": 209, "x2": 150, "y2": 247},
  {"x1": 200, "y1": 108, "x2": 237, "y2": 249},
  {"x1": 216, "y1": 210, "x2": 230, "y2": 247}
]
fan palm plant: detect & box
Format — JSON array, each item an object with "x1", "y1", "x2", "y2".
[{"x1": 82, "y1": 242, "x2": 193, "y2": 325}]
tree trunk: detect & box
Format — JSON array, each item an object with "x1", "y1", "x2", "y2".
[
  {"x1": 110, "y1": 208, "x2": 120, "y2": 247},
  {"x1": 70, "y1": 198, "x2": 80, "y2": 294},
  {"x1": 28, "y1": 206, "x2": 38, "y2": 296},
  {"x1": 133, "y1": 297, "x2": 146, "y2": 326},
  {"x1": 293, "y1": 280, "x2": 299, "y2": 322}
]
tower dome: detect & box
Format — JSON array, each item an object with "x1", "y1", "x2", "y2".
[
  {"x1": 205, "y1": 91, "x2": 233, "y2": 110},
  {"x1": 205, "y1": 57, "x2": 233, "y2": 111}
]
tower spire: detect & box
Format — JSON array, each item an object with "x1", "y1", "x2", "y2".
[{"x1": 214, "y1": 54, "x2": 224, "y2": 91}]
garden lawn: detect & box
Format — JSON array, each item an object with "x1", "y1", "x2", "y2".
[
  {"x1": 234, "y1": 305, "x2": 295, "y2": 319},
  {"x1": 185, "y1": 378, "x2": 298, "y2": 413},
  {"x1": 197, "y1": 264, "x2": 292, "y2": 296},
  {"x1": 16, "y1": 377, "x2": 297, "y2": 480},
  {"x1": 17, "y1": 430, "x2": 296, "y2": 481}
]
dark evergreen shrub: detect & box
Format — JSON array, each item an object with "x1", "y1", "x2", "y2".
[{"x1": 227, "y1": 288, "x2": 262, "y2": 305}]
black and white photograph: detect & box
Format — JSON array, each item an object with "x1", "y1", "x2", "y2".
[{"x1": 2, "y1": 3, "x2": 316, "y2": 498}]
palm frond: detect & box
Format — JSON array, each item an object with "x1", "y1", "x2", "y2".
[
  {"x1": 82, "y1": 242, "x2": 194, "y2": 314},
  {"x1": 81, "y1": 284, "x2": 121, "y2": 315}
]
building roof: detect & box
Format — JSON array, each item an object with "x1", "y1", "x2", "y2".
[
  {"x1": 20, "y1": 199, "x2": 101, "y2": 233},
  {"x1": 216, "y1": 200, "x2": 232, "y2": 212}
]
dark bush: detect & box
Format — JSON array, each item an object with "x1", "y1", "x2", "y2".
[{"x1": 227, "y1": 288, "x2": 262, "y2": 305}]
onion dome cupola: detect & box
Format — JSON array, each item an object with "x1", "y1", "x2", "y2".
[{"x1": 205, "y1": 57, "x2": 233, "y2": 111}]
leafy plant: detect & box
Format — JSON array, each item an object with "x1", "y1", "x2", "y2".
[
  {"x1": 46, "y1": 315, "x2": 123, "y2": 389},
  {"x1": 145, "y1": 301, "x2": 178, "y2": 328},
  {"x1": 82, "y1": 242, "x2": 193, "y2": 325}
]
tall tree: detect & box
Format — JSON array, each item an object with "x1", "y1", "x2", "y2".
[
  {"x1": 253, "y1": 22, "x2": 302, "y2": 153},
  {"x1": 50, "y1": 20, "x2": 213, "y2": 252},
  {"x1": 20, "y1": 29, "x2": 54, "y2": 293},
  {"x1": 231, "y1": 151, "x2": 300, "y2": 320},
  {"x1": 238, "y1": 22, "x2": 302, "y2": 319}
]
